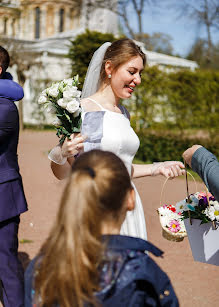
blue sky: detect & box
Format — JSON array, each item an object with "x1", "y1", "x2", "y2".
[
  {"x1": 125, "y1": 3, "x2": 219, "y2": 57},
  {"x1": 142, "y1": 12, "x2": 219, "y2": 57}
]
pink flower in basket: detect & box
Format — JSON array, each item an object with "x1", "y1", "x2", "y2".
[
  {"x1": 197, "y1": 191, "x2": 213, "y2": 199},
  {"x1": 168, "y1": 220, "x2": 181, "y2": 233}
]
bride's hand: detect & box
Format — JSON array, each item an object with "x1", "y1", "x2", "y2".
[
  {"x1": 151, "y1": 161, "x2": 185, "y2": 178},
  {"x1": 62, "y1": 133, "x2": 87, "y2": 158}
]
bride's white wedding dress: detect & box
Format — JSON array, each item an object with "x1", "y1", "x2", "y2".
[{"x1": 82, "y1": 98, "x2": 147, "y2": 240}]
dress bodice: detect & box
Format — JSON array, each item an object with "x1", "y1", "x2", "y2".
[
  {"x1": 81, "y1": 103, "x2": 139, "y2": 175},
  {"x1": 81, "y1": 99, "x2": 147, "y2": 240}
]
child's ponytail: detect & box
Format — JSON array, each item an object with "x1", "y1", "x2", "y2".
[{"x1": 34, "y1": 150, "x2": 132, "y2": 307}]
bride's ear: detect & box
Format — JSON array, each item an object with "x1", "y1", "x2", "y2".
[
  {"x1": 126, "y1": 188, "x2": 135, "y2": 212},
  {"x1": 105, "y1": 60, "x2": 113, "y2": 76}
]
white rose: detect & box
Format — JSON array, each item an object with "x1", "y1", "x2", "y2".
[
  {"x1": 46, "y1": 103, "x2": 57, "y2": 114},
  {"x1": 42, "y1": 89, "x2": 48, "y2": 95},
  {"x1": 66, "y1": 99, "x2": 80, "y2": 114},
  {"x1": 75, "y1": 90, "x2": 81, "y2": 98},
  {"x1": 73, "y1": 107, "x2": 82, "y2": 118},
  {"x1": 48, "y1": 86, "x2": 59, "y2": 98},
  {"x1": 57, "y1": 98, "x2": 68, "y2": 109},
  {"x1": 52, "y1": 117, "x2": 62, "y2": 126},
  {"x1": 38, "y1": 94, "x2": 47, "y2": 104},
  {"x1": 63, "y1": 87, "x2": 79, "y2": 99},
  {"x1": 63, "y1": 78, "x2": 73, "y2": 86}
]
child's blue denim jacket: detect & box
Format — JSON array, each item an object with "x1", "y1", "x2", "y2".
[{"x1": 25, "y1": 235, "x2": 179, "y2": 306}]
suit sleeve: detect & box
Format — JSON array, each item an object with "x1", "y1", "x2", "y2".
[
  {"x1": 192, "y1": 147, "x2": 219, "y2": 201},
  {"x1": 0, "y1": 80, "x2": 24, "y2": 101},
  {"x1": 0, "y1": 103, "x2": 18, "y2": 143}
]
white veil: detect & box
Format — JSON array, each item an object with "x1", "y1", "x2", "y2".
[{"x1": 81, "y1": 42, "x2": 112, "y2": 99}]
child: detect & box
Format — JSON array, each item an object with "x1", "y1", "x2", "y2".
[{"x1": 25, "y1": 150, "x2": 179, "y2": 307}]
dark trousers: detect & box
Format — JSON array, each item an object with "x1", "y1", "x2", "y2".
[{"x1": 0, "y1": 216, "x2": 24, "y2": 307}]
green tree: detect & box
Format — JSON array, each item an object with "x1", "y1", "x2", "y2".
[
  {"x1": 125, "y1": 66, "x2": 219, "y2": 134},
  {"x1": 187, "y1": 38, "x2": 219, "y2": 70},
  {"x1": 83, "y1": 0, "x2": 158, "y2": 41},
  {"x1": 68, "y1": 30, "x2": 116, "y2": 90},
  {"x1": 168, "y1": 0, "x2": 219, "y2": 63},
  {"x1": 140, "y1": 32, "x2": 173, "y2": 55}
]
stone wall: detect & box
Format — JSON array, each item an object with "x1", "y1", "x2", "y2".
[
  {"x1": 8, "y1": 51, "x2": 72, "y2": 125},
  {"x1": 0, "y1": 0, "x2": 81, "y2": 40}
]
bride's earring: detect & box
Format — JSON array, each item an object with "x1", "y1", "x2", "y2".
[{"x1": 108, "y1": 74, "x2": 112, "y2": 79}]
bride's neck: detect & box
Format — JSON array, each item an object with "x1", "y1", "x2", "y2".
[{"x1": 95, "y1": 85, "x2": 119, "y2": 106}]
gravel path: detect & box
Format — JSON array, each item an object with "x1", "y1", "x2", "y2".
[{"x1": 18, "y1": 131, "x2": 219, "y2": 307}]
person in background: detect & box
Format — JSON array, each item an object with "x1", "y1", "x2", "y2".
[
  {"x1": 0, "y1": 46, "x2": 28, "y2": 307},
  {"x1": 183, "y1": 145, "x2": 219, "y2": 201},
  {"x1": 25, "y1": 150, "x2": 179, "y2": 307}
]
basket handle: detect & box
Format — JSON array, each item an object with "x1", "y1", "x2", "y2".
[{"x1": 159, "y1": 170, "x2": 197, "y2": 207}]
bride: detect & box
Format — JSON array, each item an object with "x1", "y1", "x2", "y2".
[{"x1": 49, "y1": 38, "x2": 185, "y2": 239}]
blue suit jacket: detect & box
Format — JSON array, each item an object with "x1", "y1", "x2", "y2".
[{"x1": 0, "y1": 81, "x2": 28, "y2": 222}]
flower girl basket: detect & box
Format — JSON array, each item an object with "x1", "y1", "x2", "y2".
[{"x1": 157, "y1": 176, "x2": 189, "y2": 242}]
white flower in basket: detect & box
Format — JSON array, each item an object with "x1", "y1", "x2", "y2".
[{"x1": 158, "y1": 204, "x2": 187, "y2": 242}]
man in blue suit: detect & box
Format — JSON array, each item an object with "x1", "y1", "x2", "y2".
[{"x1": 0, "y1": 46, "x2": 28, "y2": 307}]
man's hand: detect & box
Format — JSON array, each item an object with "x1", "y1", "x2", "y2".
[{"x1": 182, "y1": 145, "x2": 202, "y2": 167}]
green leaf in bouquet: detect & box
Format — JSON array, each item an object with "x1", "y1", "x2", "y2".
[
  {"x1": 73, "y1": 127, "x2": 81, "y2": 133},
  {"x1": 73, "y1": 74, "x2": 79, "y2": 86},
  {"x1": 64, "y1": 110, "x2": 73, "y2": 123},
  {"x1": 56, "y1": 113, "x2": 63, "y2": 118}
]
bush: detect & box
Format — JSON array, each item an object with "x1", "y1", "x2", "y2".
[
  {"x1": 68, "y1": 30, "x2": 116, "y2": 90},
  {"x1": 126, "y1": 67, "x2": 219, "y2": 134},
  {"x1": 136, "y1": 131, "x2": 219, "y2": 163}
]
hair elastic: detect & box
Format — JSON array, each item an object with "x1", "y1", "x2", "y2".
[{"x1": 84, "y1": 167, "x2": 96, "y2": 178}]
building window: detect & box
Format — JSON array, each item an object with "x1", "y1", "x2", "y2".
[
  {"x1": 4, "y1": 18, "x2": 8, "y2": 35},
  {"x1": 59, "y1": 8, "x2": 64, "y2": 32},
  {"x1": 35, "y1": 7, "x2": 41, "y2": 39}
]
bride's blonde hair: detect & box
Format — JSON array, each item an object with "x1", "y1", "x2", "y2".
[
  {"x1": 99, "y1": 38, "x2": 146, "y2": 86},
  {"x1": 34, "y1": 150, "x2": 132, "y2": 307}
]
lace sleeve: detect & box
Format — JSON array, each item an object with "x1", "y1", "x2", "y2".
[
  {"x1": 81, "y1": 111, "x2": 105, "y2": 152},
  {"x1": 48, "y1": 145, "x2": 67, "y2": 165}
]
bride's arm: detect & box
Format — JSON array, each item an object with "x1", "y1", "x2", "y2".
[
  {"x1": 51, "y1": 159, "x2": 73, "y2": 180},
  {"x1": 132, "y1": 161, "x2": 185, "y2": 179}
]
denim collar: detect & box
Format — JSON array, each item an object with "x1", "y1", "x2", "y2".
[{"x1": 102, "y1": 235, "x2": 163, "y2": 257}]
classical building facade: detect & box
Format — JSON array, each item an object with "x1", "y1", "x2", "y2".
[{"x1": 0, "y1": 0, "x2": 118, "y2": 40}]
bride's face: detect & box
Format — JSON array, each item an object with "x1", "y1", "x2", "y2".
[{"x1": 110, "y1": 56, "x2": 144, "y2": 99}]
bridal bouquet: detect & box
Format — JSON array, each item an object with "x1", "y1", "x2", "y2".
[
  {"x1": 157, "y1": 204, "x2": 187, "y2": 242},
  {"x1": 176, "y1": 191, "x2": 219, "y2": 224},
  {"x1": 38, "y1": 75, "x2": 82, "y2": 145}
]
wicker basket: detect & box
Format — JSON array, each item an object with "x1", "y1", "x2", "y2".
[
  {"x1": 157, "y1": 173, "x2": 197, "y2": 242},
  {"x1": 158, "y1": 211, "x2": 187, "y2": 242}
]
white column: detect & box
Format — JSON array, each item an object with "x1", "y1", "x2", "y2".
[
  {"x1": 54, "y1": 7, "x2": 60, "y2": 35},
  {"x1": 65, "y1": 8, "x2": 71, "y2": 31},
  {"x1": 0, "y1": 18, "x2": 4, "y2": 35},
  {"x1": 28, "y1": 7, "x2": 35, "y2": 40},
  {"x1": 26, "y1": 8, "x2": 32, "y2": 39}
]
